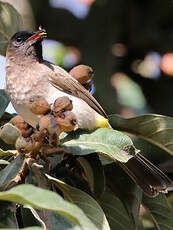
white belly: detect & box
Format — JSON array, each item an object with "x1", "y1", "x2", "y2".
[{"x1": 13, "y1": 85, "x2": 99, "y2": 130}]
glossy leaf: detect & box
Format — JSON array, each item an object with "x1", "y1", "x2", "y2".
[
  {"x1": 0, "y1": 1, "x2": 22, "y2": 55},
  {"x1": 142, "y1": 193, "x2": 173, "y2": 230},
  {"x1": 99, "y1": 189, "x2": 134, "y2": 230},
  {"x1": 60, "y1": 128, "x2": 138, "y2": 163},
  {"x1": 104, "y1": 163, "x2": 142, "y2": 228},
  {"x1": 0, "y1": 90, "x2": 10, "y2": 118},
  {"x1": 0, "y1": 155, "x2": 24, "y2": 190},
  {"x1": 109, "y1": 114, "x2": 173, "y2": 156},
  {"x1": 46, "y1": 173, "x2": 110, "y2": 230},
  {"x1": 0, "y1": 184, "x2": 99, "y2": 230}
]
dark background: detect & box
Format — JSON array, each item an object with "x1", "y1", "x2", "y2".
[{"x1": 29, "y1": 0, "x2": 173, "y2": 117}]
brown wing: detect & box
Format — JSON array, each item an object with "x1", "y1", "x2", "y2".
[{"x1": 47, "y1": 63, "x2": 107, "y2": 118}]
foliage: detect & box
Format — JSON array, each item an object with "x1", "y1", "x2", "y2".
[
  {"x1": 1, "y1": 2, "x2": 173, "y2": 230},
  {"x1": 0, "y1": 1, "x2": 21, "y2": 55}
]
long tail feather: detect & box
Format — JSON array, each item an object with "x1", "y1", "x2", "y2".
[{"x1": 119, "y1": 153, "x2": 173, "y2": 197}]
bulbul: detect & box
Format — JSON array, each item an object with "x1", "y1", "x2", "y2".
[{"x1": 5, "y1": 29, "x2": 173, "y2": 197}]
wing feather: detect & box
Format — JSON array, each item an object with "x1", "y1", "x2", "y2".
[{"x1": 48, "y1": 63, "x2": 107, "y2": 118}]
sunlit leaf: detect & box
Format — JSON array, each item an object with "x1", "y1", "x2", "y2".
[
  {"x1": 109, "y1": 114, "x2": 173, "y2": 156},
  {"x1": 0, "y1": 148, "x2": 13, "y2": 158},
  {"x1": 0, "y1": 1, "x2": 22, "y2": 55},
  {"x1": 142, "y1": 193, "x2": 173, "y2": 230},
  {"x1": 0, "y1": 184, "x2": 99, "y2": 230},
  {"x1": 60, "y1": 128, "x2": 138, "y2": 163},
  {"x1": 0, "y1": 90, "x2": 10, "y2": 118},
  {"x1": 0, "y1": 159, "x2": 9, "y2": 165},
  {"x1": 46, "y1": 173, "x2": 110, "y2": 230}
]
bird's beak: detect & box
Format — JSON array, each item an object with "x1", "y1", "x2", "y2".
[{"x1": 26, "y1": 29, "x2": 47, "y2": 45}]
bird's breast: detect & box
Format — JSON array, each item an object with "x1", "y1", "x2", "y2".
[
  {"x1": 10, "y1": 81, "x2": 99, "y2": 130},
  {"x1": 6, "y1": 63, "x2": 102, "y2": 130},
  {"x1": 6, "y1": 65, "x2": 49, "y2": 104}
]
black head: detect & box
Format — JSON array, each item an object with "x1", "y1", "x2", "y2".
[{"x1": 7, "y1": 29, "x2": 47, "y2": 62}]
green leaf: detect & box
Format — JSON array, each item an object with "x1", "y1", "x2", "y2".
[
  {"x1": 27, "y1": 206, "x2": 47, "y2": 230},
  {"x1": 0, "y1": 148, "x2": 13, "y2": 158},
  {"x1": 104, "y1": 163, "x2": 142, "y2": 228},
  {"x1": 0, "y1": 184, "x2": 99, "y2": 230},
  {"x1": 0, "y1": 90, "x2": 10, "y2": 118},
  {"x1": 32, "y1": 208, "x2": 81, "y2": 230},
  {"x1": 109, "y1": 114, "x2": 173, "y2": 156},
  {"x1": 0, "y1": 155, "x2": 24, "y2": 189},
  {"x1": 0, "y1": 159, "x2": 9, "y2": 165},
  {"x1": 0, "y1": 139, "x2": 15, "y2": 152},
  {"x1": 26, "y1": 164, "x2": 81, "y2": 229},
  {"x1": 46, "y1": 173, "x2": 110, "y2": 230},
  {"x1": 99, "y1": 189, "x2": 134, "y2": 230},
  {"x1": 142, "y1": 193, "x2": 173, "y2": 230},
  {"x1": 0, "y1": 201, "x2": 18, "y2": 228},
  {"x1": 0, "y1": 1, "x2": 22, "y2": 55},
  {"x1": 137, "y1": 219, "x2": 145, "y2": 230},
  {"x1": 0, "y1": 112, "x2": 13, "y2": 126},
  {"x1": 60, "y1": 128, "x2": 138, "y2": 163},
  {"x1": 0, "y1": 228, "x2": 43, "y2": 230},
  {"x1": 21, "y1": 206, "x2": 41, "y2": 228},
  {"x1": 77, "y1": 154, "x2": 105, "y2": 198}
]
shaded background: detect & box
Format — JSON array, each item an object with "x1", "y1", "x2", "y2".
[
  {"x1": 29, "y1": 0, "x2": 173, "y2": 117},
  {"x1": 2, "y1": 0, "x2": 173, "y2": 118}
]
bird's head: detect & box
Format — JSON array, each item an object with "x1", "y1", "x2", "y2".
[{"x1": 6, "y1": 29, "x2": 47, "y2": 62}]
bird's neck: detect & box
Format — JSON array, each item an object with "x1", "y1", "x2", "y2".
[{"x1": 29, "y1": 42, "x2": 43, "y2": 62}]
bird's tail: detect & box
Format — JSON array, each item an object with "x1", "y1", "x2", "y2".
[
  {"x1": 119, "y1": 153, "x2": 173, "y2": 197},
  {"x1": 95, "y1": 115, "x2": 173, "y2": 196}
]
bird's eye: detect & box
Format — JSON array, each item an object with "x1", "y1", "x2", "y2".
[{"x1": 16, "y1": 37, "x2": 22, "y2": 43}]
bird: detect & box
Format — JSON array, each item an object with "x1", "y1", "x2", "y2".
[{"x1": 5, "y1": 29, "x2": 173, "y2": 197}]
